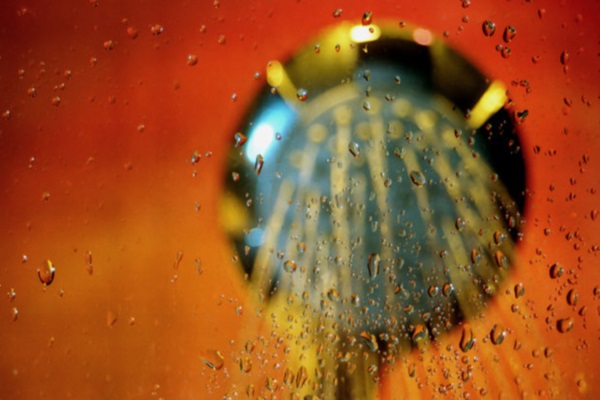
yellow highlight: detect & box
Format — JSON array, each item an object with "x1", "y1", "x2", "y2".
[
  {"x1": 266, "y1": 60, "x2": 298, "y2": 105},
  {"x1": 468, "y1": 80, "x2": 507, "y2": 128},
  {"x1": 350, "y1": 24, "x2": 381, "y2": 43}
]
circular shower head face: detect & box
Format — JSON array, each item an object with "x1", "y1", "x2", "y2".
[{"x1": 221, "y1": 22, "x2": 525, "y2": 351}]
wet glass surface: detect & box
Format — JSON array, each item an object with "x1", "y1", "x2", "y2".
[{"x1": 0, "y1": 1, "x2": 598, "y2": 398}]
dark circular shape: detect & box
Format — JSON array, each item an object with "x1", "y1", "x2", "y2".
[{"x1": 221, "y1": 22, "x2": 525, "y2": 353}]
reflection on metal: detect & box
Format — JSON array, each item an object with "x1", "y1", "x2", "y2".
[{"x1": 221, "y1": 22, "x2": 525, "y2": 399}]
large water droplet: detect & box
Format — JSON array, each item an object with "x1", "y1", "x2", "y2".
[
  {"x1": 556, "y1": 317, "x2": 574, "y2": 333},
  {"x1": 460, "y1": 327, "x2": 475, "y2": 352},
  {"x1": 566, "y1": 289, "x2": 578, "y2": 306},
  {"x1": 37, "y1": 259, "x2": 56, "y2": 286},
  {"x1": 409, "y1": 170, "x2": 426, "y2": 187},
  {"x1": 503, "y1": 25, "x2": 517, "y2": 43},
  {"x1": 549, "y1": 263, "x2": 564, "y2": 279},
  {"x1": 482, "y1": 20, "x2": 496, "y2": 37},
  {"x1": 200, "y1": 349, "x2": 225, "y2": 370},
  {"x1": 367, "y1": 253, "x2": 380, "y2": 279},
  {"x1": 490, "y1": 324, "x2": 506, "y2": 345}
]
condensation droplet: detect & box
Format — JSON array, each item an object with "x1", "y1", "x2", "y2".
[
  {"x1": 85, "y1": 250, "x2": 93, "y2": 275},
  {"x1": 11, "y1": 307, "x2": 19, "y2": 321},
  {"x1": 482, "y1": 20, "x2": 496, "y2": 37},
  {"x1": 514, "y1": 282, "x2": 525, "y2": 298},
  {"x1": 187, "y1": 54, "x2": 198, "y2": 66},
  {"x1": 362, "y1": 11, "x2": 373, "y2": 25},
  {"x1": 296, "y1": 366, "x2": 308, "y2": 389},
  {"x1": 37, "y1": 259, "x2": 56, "y2": 286},
  {"x1": 428, "y1": 285, "x2": 439, "y2": 298},
  {"x1": 460, "y1": 327, "x2": 475, "y2": 352},
  {"x1": 503, "y1": 25, "x2": 517, "y2": 43},
  {"x1": 442, "y1": 283, "x2": 455, "y2": 297},
  {"x1": 409, "y1": 170, "x2": 426, "y2": 187},
  {"x1": 332, "y1": 9, "x2": 343, "y2": 18},
  {"x1": 296, "y1": 88, "x2": 308, "y2": 101},
  {"x1": 455, "y1": 218, "x2": 466, "y2": 232},
  {"x1": 254, "y1": 154, "x2": 264, "y2": 175},
  {"x1": 348, "y1": 141, "x2": 361, "y2": 158},
  {"x1": 362, "y1": 100, "x2": 371, "y2": 111},
  {"x1": 239, "y1": 357, "x2": 252, "y2": 373},
  {"x1": 556, "y1": 317, "x2": 573, "y2": 333},
  {"x1": 490, "y1": 324, "x2": 506, "y2": 345},
  {"x1": 200, "y1": 349, "x2": 225, "y2": 370},
  {"x1": 231, "y1": 172, "x2": 240, "y2": 182},
  {"x1": 566, "y1": 289, "x2": 579, "y2": 306},
  {"x1": 150, "y1": 24, "x2": 164, "y2": 36},
  {"x1": 494, "y1": 250, "x2": 509, "y2": 270},
  {"x1": 560, "y1": 50, "x2": 570, "y2": 65},
  {"x1": 283, "y1": 260, "x2": 297, "y2": 273},
  {"x1": 234, "y1": 132, "x2": 247, "y2": 147},
  {"x1": 367, "y1": 253, "x2": 380, "y2": 279},
  {"x1": 549, "y1": 263, "x2": 564, "y2": 279}
]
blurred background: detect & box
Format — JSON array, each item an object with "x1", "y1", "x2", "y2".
[{"x1": 0, "y1": 0, "x2": 598, "y2": 398}]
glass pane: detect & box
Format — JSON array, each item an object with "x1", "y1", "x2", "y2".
[{"x1": 1, "y1": 1, "x2": 597, "y2": 398}]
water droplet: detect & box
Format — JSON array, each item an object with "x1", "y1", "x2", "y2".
[
  {"x1": 556, "y1": 317, "x2": 574, "y2": 333},
  {"x1": 233, "y1": 132, "x2": 247, "y2": 148},
  {"x1": 503, "y1": 25, "x2": 517, "y2": 42},
  {"x1": 296, "y1": 88, "x2": 308, "y2": 101},
  {"x1": 126, "y1": 26, "x2": 138, "y2": 39},
  {"x1": 200, "y1": 349, "x2": 225, "y2": 370},
  {"x1": 482, "y1": 20, "x2": 496, "y2": 37},
  {"x1": 428, "y1": 285, "x2": 439, "y2": 298},
  {"x1": 514, "y1": 283, "x2": 525, "y2": 298},
  {"x1": 409, "y1": 170, "x2": 426, "y2": 187},
  {"x1": 150, "y1": 24, "x2": 164, "y2": 36},
  {"x1": 367, "y1": 253, "x2": 380, "y2": 279},
  {"x1": 560, "y1": 50, "x2": 570, "y2": 65},
  {"x1": 254, "y1": 154, "x2": 264, "y2": 175},
  {"x1": 37, "y1": 259, "x2": 56, "y2": 285},
  {"x1": 106, "y1": 310, "x2": 117, "y2": 327},
  {"x1": 549, "y1": 263, "x2": 564, "y2": 279},
  {"x1": 494, "y1": 250, "x2": 509, "y2": 270},
  {"x1": 283, "y1": 260, "x2": 297, "y2": 273},
  {"x1": 393, "y1": 147, "x2": 405, "y2": 159},
  {"x1": 501, "y1": 46, "x2": 512, "y2": 59},
  {"x1": 566, "y1": 289, "x2": 578, "y2": 306},
  {"x1": 239, "y1": 357, "x2": 252, "y2": 373},
  {"x1": 490, "y1": 324, "x2": 506, "y2": 345},
  {"x1": 442, "y1": 283, "x2": 455, "y2": 297},
  {"x1": 7, "y1": 288, "x2": 16, "y2": 301},
  {"x1": 460, "y1": 327, "x2": 475, "y2": 352},
  {"x1": 85, "y1": 250, "x2": 93, "y2": 275},
  {"x1": 296, "y1": 366, "x2": 308, "y2": 389},
  {"x1": 103, "y1": 40, "x2": 115, "y2": 50},
  {"x1": 11, "y1": 307, "x2": 19, "y2": 321},
  {"x1": 348, "y1": 141, "x2": 361, "y2": 158},
  {"x1": 187, "y1": 54, "x2": 198, "y2": 66},
  {"x1": 327, "y1": 288, "x2": 340, "y2": 302},
  {"x1": 362, "y1": 11, "x2": 373, "y2": 25},
  {"x1": 332, "y1": 9, "x2": 343, "y2": 18},
  {"x1": 266, "y1": 376, "x2": 278, "y2": 392},
  {"x1": 2, "y1": 109, "x2": 11, "y2": 120},
  {"x1": 27, "y1": 87, "x2": 37, "y2": 97},
  {"x1": 173, "y1": 250, "x2": 184, "y2": 270},
  {"x1": 51, "y1": 96, "x2": 61, "y2": 107},
  {"x1": 362, "y1": 100, "x2": 371, "y2": 111},
  {"x1": 455, "y1": 218, "x2": 466, "y2": 232}
]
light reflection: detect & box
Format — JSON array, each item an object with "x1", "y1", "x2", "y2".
[
  {"x1": 350, "y1": 24, "x2": 381, "y2": 43},
  {"x1": 245, "y1": 102, "x2": 295, "y2": 163}
]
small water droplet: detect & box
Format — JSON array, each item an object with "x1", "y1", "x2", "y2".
[
  {"x1": 51, "y1": 96, "x2": 61, "y2": 107},
  {"x1": 455, "y1": 218, "x2": 466, "y2": 232},
  {"x1": 367, "y1": 253, "x2": 380, "y2": 279},
  {"x1": 327, "y1": 288, "x2": 340, "y2": 302},
  {"x1": 494, "y1": 250, "x2": 509, "y2": 270},
  {"x1": 254, "y1": 154, "x2": 264, "y2": 175},
  {"x1": 503, "y1": 25, "x2": 517, "y2": 42},
  {"x1": 362, "y1": 100, "x2": 371, "y2": 111},
  {"x1": 549, "y1": 263, "x2": 564, "y2": 279},
  {"x1": 200, "y1": 349, "x2": 225, "y2": 370},
  {"x1": 490, "y1": 324, "x2": 506, "y2": 345},
  {"x1": 428, "y1": 285, "x2": 439, "y2": 298},
  {"x1": 348, "y1": 141, "x2": 361, "y2": 158},
  {"x1": 362, "y1": 11, "x2": 373, "y2": 25},
  {"x1": 460, "y1": 327, "x2": 475, "y2": 352},
  {"x1": 106, "y1": 310, "x2": 117, "y2": 327},
  {"x1": 514, "y1": 283, "x2": 525, "y2": 298},
  {"x1": 296, "y1": 366, "x2": 308, "y2": 389},
  {"x1": 560, "y1": 50, "x2": 570, "y2": 65},
  {"x1": 187, "y1": 54, "x2": 198, "y2": 66},
  {"x1": 85, "y1": 250, "x2": 93, "y2": 275},
  {"x1": 283, "y1": 260, "x2": 297, "y2": 273},
  {"x1": 442, "y1": 283, "x2": 455, "y2": 297},
  {"x1": 556, "y1": 317, "x2": 574, "y2": 333},
  {"x1": 233, "y1": 132, "x2": 247, "y2": 148},
  {"x1": 296, "y1": 88, "x2": 308, "y2": 101},
  {"x1": 103, "y1": 40, "x2": 116, "y2": 50},
  {"x1": 566, "y1": 289, "x2": 578, "y2": 306},
  {"x1": 150, "y1": 24, "x2": 164, "y2": 36},
  {"x1": 409, "y1": 170, "x2": 426, "y2": 187},
  {"x1": 37, "y1": 259, "x2": 56, "y2": 286},
  {"x1": 11, "y1": 307, "x2": 19, "y2": 321},
  {"x1": 482, "y1": 20, "x2": 496, "y2": 37},
  {"x1": 7, "y1": 288, "x2": 16, "y2": 301},
  {"x1": 239, "y1": 357, "x2": 252, "y2": 373},
  {"x1": 231, "y1": 172, "x2": 240, "y2": 182},
  {"x1": 332, "y1": 9, "x2": 343, "y2": 18}
]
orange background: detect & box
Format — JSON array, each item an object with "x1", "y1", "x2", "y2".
[{"x1": 0, "y1": 0, "x2": 598, "y2": 398}]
